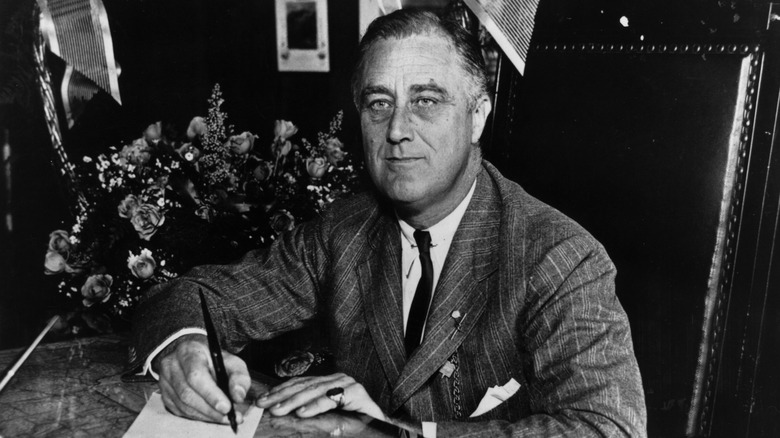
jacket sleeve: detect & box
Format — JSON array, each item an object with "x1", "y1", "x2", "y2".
[
  {"x1": 129, "y1": 216, "x2": 330, "y2": 371},
  {"x1": 437, "y1": 235, "x2": 647, "y2": 438}
]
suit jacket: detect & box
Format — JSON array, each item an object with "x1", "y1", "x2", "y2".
[{"x1": 131, "y1": 161, "x2": 647, "y2": 437}]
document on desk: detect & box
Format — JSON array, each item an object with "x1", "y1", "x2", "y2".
[{"x1": 123, "y1": 392, "x2": 263, "y2": 438}]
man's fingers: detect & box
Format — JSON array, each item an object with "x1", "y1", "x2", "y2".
[
  {"x1": 259, "y1": 374, "x2": 356, "y2": 416},
  {"x1": 157, "y1": 339, "x2": 248, "y2": 425},
  {"x1": 168, "y1": 357, "x2": 229, "y2": 422},
  {"x1": 159, "y1": 379, "x2": 185, "y2": 417},
  {"x1": 160, "y1": 373, "x2": 227, "y2": 423},
  {"x1": 266, "y1": 374, "x2": 336, "y2": 395},
  {"x1": 260, "y1": 373, "x2": 348, "y2": 403},
  {"x1": 224, "y1": 352, "x2": 251, "y2": 402},
  {"x1": 179, "y1": 351, "x2": 248, "y2": 421},
  {"x1": 292, "y1": 389, "x2": 340, "y2": 418},
  {"x1": 256, "y1": 374, "x2": 337, "y2": 407}
]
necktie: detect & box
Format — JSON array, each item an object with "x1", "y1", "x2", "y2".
[{"x1": 406, "y1": 230, "x2": 433, "y2": 357}]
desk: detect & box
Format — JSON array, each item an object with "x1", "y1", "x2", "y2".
[{"x1": 0, "y1": 335, "x2": 398, "y2": 437}]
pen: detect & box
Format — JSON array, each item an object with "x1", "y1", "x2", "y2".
[{"x1": 199, "y1": 289, "x2": 238, "y2": 434}]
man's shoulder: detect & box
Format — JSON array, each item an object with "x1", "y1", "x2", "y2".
[{"x1": 482, "y1": 161, "x2": 602, "y2": 249}]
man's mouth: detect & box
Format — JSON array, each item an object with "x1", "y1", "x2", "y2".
[{"x1": 386, "y1": 157, "x2": 422, "y2": 163}]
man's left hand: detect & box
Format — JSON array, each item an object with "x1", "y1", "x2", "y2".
[{"x1": 256, "y1": 373, "x2": 386, "y2": 421}]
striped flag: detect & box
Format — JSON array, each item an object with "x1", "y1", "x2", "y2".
[
  {"x1": 37, "y1": 0, "x2": 121, "y2": 127},
  {"x1": 463, "y1": 0, "x2": 540, "y2": 75}
]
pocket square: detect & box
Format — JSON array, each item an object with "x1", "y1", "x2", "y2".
[{"x1": 468, "y1": 378, "x2": 521, "y2": 417}]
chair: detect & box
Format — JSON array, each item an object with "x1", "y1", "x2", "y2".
[{"x1": 486, "y1": 5, "x2": 780, "y2": 436}]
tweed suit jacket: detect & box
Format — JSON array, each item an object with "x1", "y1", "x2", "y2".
[{"x1": 131, "y1": 161, "x2": 647, "y2": 437}]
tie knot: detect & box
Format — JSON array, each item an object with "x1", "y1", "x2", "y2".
[{"x1": 413, "y1": 230, "x2": 432, "y2": 254}]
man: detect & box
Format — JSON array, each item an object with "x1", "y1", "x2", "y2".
[{"x1": 131, "y1": 9, "x2": 647, "y2": 437}]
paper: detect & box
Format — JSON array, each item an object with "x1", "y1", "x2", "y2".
[
  {"x1": 469, "y1": 378, "x2": 521, "y2": 418},
  {"x1": 124, "y1": 391, "x2": 263, "y2": 438}
]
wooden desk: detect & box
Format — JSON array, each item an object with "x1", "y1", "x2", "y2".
[{"x1": 0, "y1": 335, "x2": 398, "y2": 437}]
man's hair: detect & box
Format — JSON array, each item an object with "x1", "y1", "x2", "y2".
[{"x1": 351, "y1": 9, "x2": 489, "y2": 110}]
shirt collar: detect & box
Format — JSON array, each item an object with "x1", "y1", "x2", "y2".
[{"x1": 398, "y1": 179, "x2": 477, "y2": 248}]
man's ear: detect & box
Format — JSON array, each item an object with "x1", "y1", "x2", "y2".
[{"x1": 470, "y1": 95, "x2": 493, "y2": 144}]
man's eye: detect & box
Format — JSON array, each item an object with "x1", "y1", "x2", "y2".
[
  {"x1": 414, "y1": 98, "x2": 437, "y2": 107},
  {"x1": 368, "y1": 101, "x2": 392, "y2": 111}
]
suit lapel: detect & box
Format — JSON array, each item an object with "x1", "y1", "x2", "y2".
[
  {"x1": 390, "y1": 168, "x2": 502, "y2": 413},
  {"x1": 357, "y1": 212, "x2": 407, "y2": 389}
]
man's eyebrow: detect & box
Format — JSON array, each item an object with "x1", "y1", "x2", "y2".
[
  {"x1": 360, "y1": 85, "x2": 393, "y2": 100},
  {"x1": 409, "y1": 83, "x2": 450, "y2": 97}
]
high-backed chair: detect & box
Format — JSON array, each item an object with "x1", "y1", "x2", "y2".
[{"x1": 486, "y1": 4, "x2": 780, "y2": 437}]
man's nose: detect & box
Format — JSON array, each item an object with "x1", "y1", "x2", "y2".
[{"x1": 386, "y1": 106, "x2": 414, "y2": 144}]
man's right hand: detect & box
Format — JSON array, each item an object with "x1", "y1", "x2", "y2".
[{"x1": 153, "y1": 334, "x2": 251, "y2": 425}]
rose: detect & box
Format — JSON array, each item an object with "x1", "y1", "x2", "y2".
[
  {"x1": 127, "y1": 249, "x2": 156, "y2": 279},
  {"x1": 120, "y1": 138, "x2": 152, "y2": 166},
  {"x1": 273, "y1": 120, "x2": 298, "y2": 142},
  {"x1": 129, "y1": 204, "x2": 166, "y2": 240},
  {"x1": 81, "y1": 274, "x2": 113, "y2": 307},
  {"x1": 176, "y1": 143, "x2": 201, "y2": 163},
  {"x1": 144, "y1": 121, "x2": 162, "y2": 144},
  {"x1": 270, "y1": 210, "x2": 295, "y2": 233},
  {"x1": 226, "y1": 132, "x2": 257, "y2": 155},
  {"x1": 48, "y1": 229, "x2": 71, "y2": 254},
  {"x1": 252, "y1": 161, "x2": 272, "y2": 181},
  {"x1": 187, "y1": 116, "x2": 207, "y2": 139},
  {"x1": 274, "y1": 351, "x2": 315, "y2": 377},
  {"x1": 306, "y1": 157, "x2": 328, "y2": 179},
  {"x1": 44, "y1": 250, "x2": 68, "y2": 275},
  {"x1": 117, "y1": 194, "x2": 141, "y2": 219},
  {"x1": 325, "y1": 138, "x2": 345, "y2": 165}
]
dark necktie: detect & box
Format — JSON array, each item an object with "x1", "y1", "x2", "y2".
[{"x1": 405, "y1": 230, "x2": 433, "y2": 357}]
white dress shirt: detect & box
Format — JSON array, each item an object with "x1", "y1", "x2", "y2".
[{"x1": 398, "y1": 180, "x2": 476, "y2": 337}]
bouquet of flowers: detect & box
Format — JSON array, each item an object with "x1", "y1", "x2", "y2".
[{"x1": 43, "y1": 84, "x2": 365, "y2": 334}]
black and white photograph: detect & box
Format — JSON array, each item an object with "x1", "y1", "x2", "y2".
[{"x1": 1, "y1": 0, "x2": 778, "y2": 437}]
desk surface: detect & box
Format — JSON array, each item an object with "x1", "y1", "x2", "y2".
[{"x1": 0, "y1": 335, "x2": 397, "y2": 437}]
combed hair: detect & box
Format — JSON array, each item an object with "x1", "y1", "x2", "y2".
[{"x1": 350, "y1": 9, "x2": 489, "y2": 110}]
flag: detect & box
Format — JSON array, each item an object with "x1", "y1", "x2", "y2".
[
  {"x1": 37, "y1": 0, "x2": 121, "y2": 127},
  {"x1": 463, "y1": 0, "x2": 541, "y2": 75}
]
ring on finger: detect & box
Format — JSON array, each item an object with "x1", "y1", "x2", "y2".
[{"x1": 326, "y1": 387, "x2": 345, "y2": 409}]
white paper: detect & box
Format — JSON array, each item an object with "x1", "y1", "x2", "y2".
[
  {"x1": 123, "y1": 391, "x2": 263, "y2": 438},
  {"x1": 469, "y1": 378, "x2": 521, "y2": 418}
]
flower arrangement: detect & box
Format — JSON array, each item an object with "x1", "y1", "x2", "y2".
[{"x1": 43, "y1": 84, "x2": 365, "y2": 334}]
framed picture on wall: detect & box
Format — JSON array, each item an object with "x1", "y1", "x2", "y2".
[{"x1": 275, "y1": 0, "x2": 330, "y2": 72}]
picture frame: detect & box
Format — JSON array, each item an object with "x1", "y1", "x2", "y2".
[{"x1": 275, "y1": 0, "x2": 330, "y2": 72}]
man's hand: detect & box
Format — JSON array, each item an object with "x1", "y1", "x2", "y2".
[
  {"x1": 154, "y1": 334, "x2": 251, "y2": 425},
  {"x1": 256, "y1": 373, "x2": 386, "y2": 422}
]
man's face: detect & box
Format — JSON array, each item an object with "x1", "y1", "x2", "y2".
[{"x1": 357, "y1": 33, "x2": 491, "y2": 223}]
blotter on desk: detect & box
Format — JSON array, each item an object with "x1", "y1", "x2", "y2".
[{"x1": 123, "y1": 391, "x2": 263, "y2": 438}]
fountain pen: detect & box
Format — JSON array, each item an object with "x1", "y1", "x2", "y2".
[{"x1": 199, "y1": 289, "x2": 238, "y2": 433}]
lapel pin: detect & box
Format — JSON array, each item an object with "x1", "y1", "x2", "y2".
[{"x1": 450, "y1": 311, "x2": 464, "y2": 340}]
